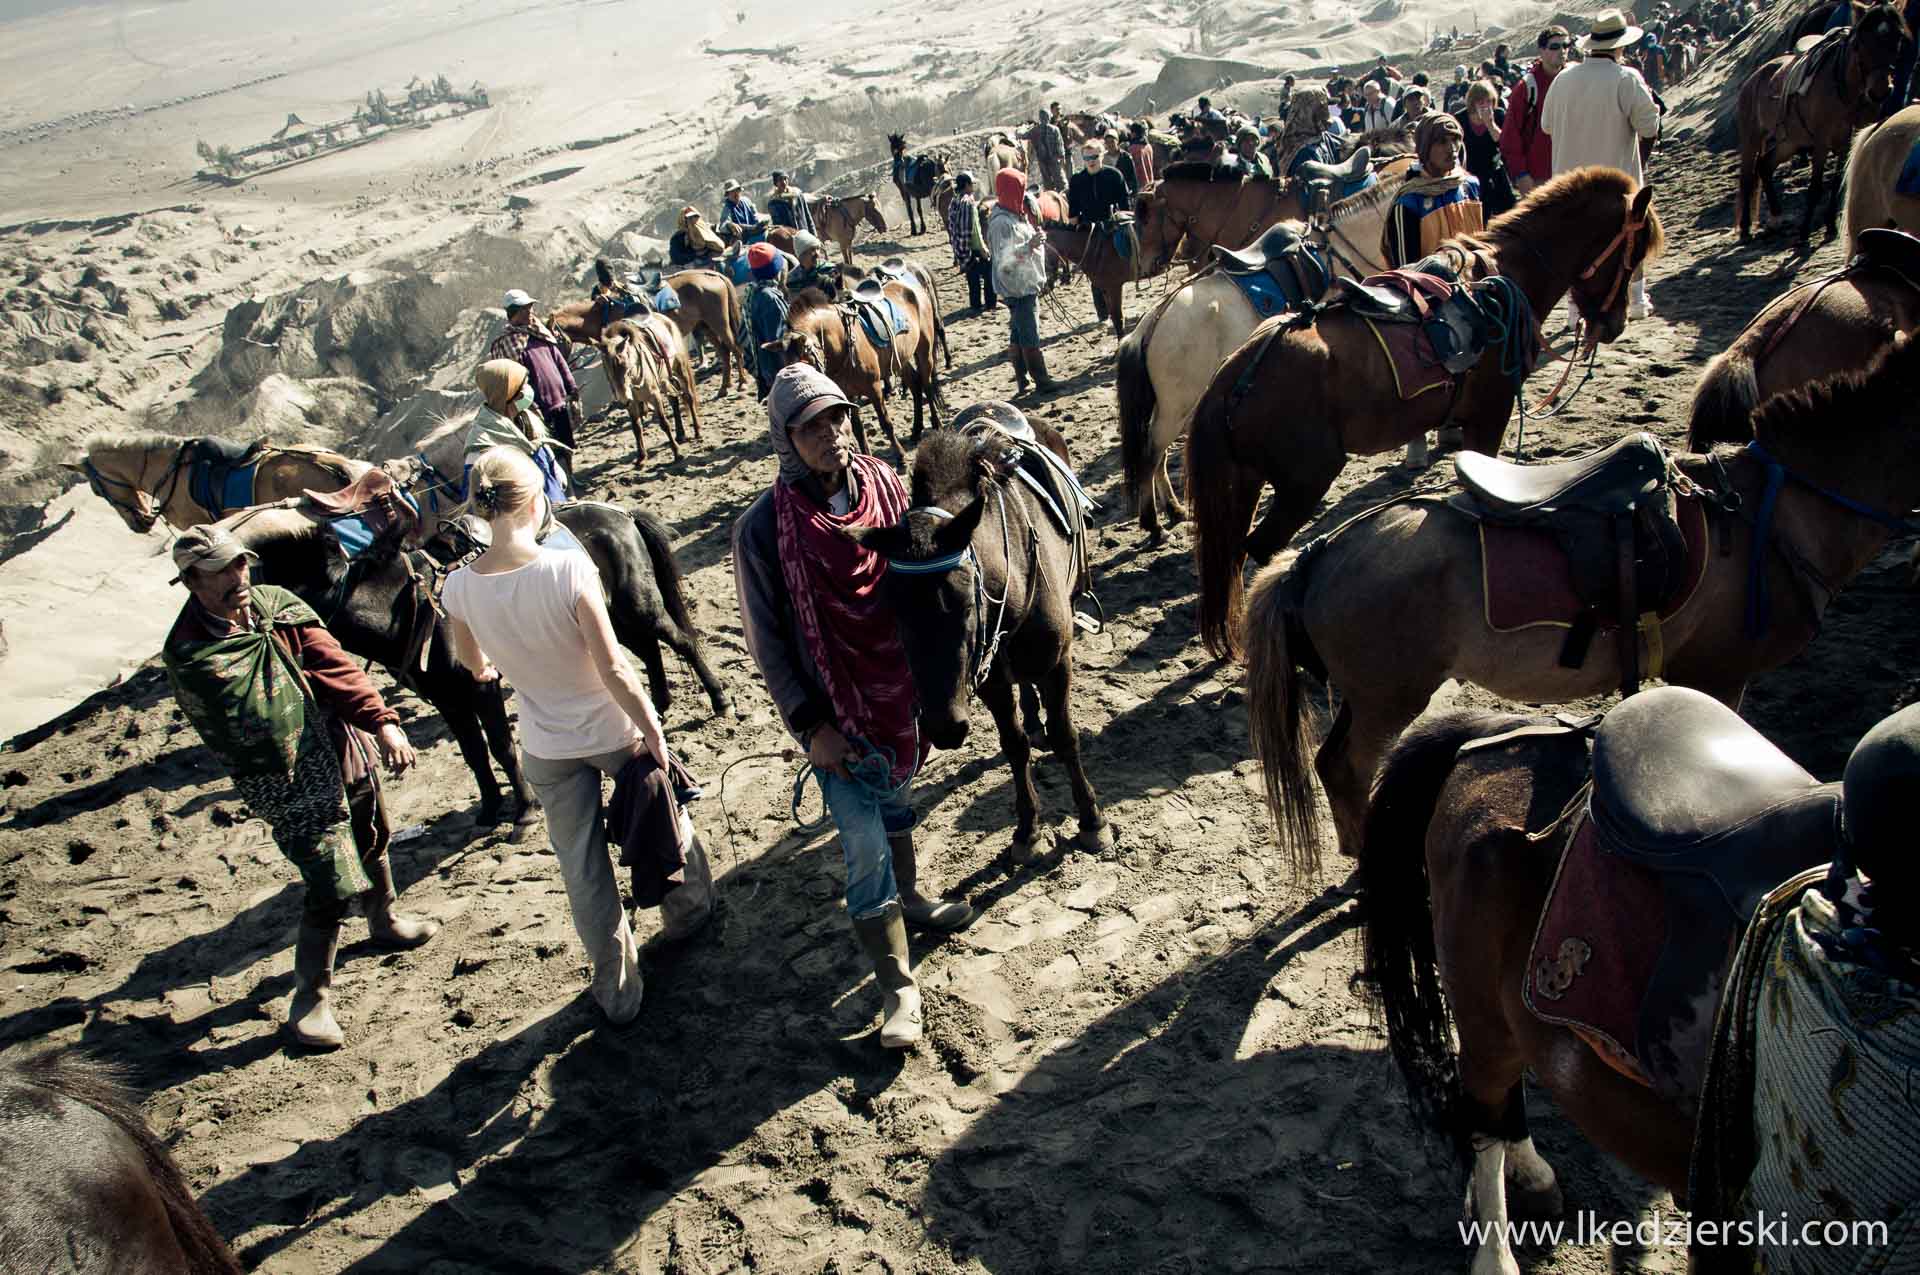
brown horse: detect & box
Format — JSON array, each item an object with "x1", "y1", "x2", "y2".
[
  {"x1": 807, "y1": 191, "x2": 888, "y2": 265},
  {"x1": 1189, "y1": 168, "x2": 1664, "y2": 658},
  {"x1": 602, "y1": 314, "x2": 703, "y2": 465},
  {"x1": 768, "y1": 289, "x2": 914, "y2": 458},
  {"x1": 846, "y1": 424, "x2": 1112, "y2": 857},
  {"x1": 1, "y1": 1051, "x2": 243, "y2": 1274},
  {"x1": 1039, "y1": 218, "x2": 1160, "y2": 337},
  {"x1": 1735, "y1": 1, "x2": 1910, "y2": 241},
  {"x1": 66, "y1": 434, "x2": 357, "y2": 533},
  {"x1": 1841, "y1": 104, "x2": 1920, "y2": 246},
  {"x1": 1243, "y1": 335, "x2": 1920, "y2": 864},
  {"x1": 1354, "y1": 691, "x2": 1826, "y2": 1275},
  {"x1": 888, "y1": 133, "x2": 946, "y2": 236},
  {"x1": 1688, "y1": 248, "x2": 1920, "y2": 448},
  {"x1": 659, "y1": 267, "x2": 746, "y2": 397}
]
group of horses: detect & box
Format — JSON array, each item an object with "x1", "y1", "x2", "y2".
[{"x1": 26, "y1": 54, "x2": 1920, "y2": 1262}]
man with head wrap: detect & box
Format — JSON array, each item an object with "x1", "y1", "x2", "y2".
[
  {"x1": 668, "y1": 205, "x2": 725, "y2": 269},
  {"x1": 1274, "y1": 88, "x2": 1374, "y2": 200},
  {"x1": 731, "y1": 364, "x2": 978, "y2": 1049},
  {"x1": 470, "y1": 358, "x2": 572, "y2": 503},
  {"x1": 742, "y1": 241, "x2": 790, "y2": 401},
  {"x1": 785, "y1": 231, "x2": 835, "y2": 296},
  {"x1": 988, "y1": 167, "x2": 1056, "y2": 394}
]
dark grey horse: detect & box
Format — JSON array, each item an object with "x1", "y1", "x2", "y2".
[{"x1": 0, "y1": 1051, "x2": 242, "y2": 1274}]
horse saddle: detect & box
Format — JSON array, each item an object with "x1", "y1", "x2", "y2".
[
  {"x1": 1103, "y1": 211, "x2": 1137, "y2": 260},
  {"x1": 1294, "y1": 145, "x2": 1372, "y2": 187},
  {"x1": 876, "y1": 257, "x2": 918, "y2": 288},
  {"x1": 953, "y1": 405, "x2": 1097, "y2": 551},
  {"x1": 302, "y1": 466, "x2": 416, "y2": 560},
  {"x1": 1783, "y1": 26, "x2": 1847, "y2": 98},
  {"x1": 1855, "y1": 226, "x2": 1920, "y2": 276},
  {"x1": 849, "y1": 286, "x2": 908, "y2": 349},
  {"x1": 187, "y1": 436, "x2": 267, "y2": 519},
  {"x1": 1212, "y1": 224, "x2": 1334, "y2": 319},
  {"x1": 1451, "y1": 433, "x2": 1692, "y2": 692},
  {"x1": 1525, "y1": 686, "x2": 1837, "y2": 1110}
]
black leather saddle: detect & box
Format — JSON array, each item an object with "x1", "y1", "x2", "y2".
[
  {"x1": 1854, "y1": 226, "x2": 1920, "y2": 280},
  {"x1": 1590, "y1": 686, "x2": 1837, "y2": 919},
  {"x1": 1215, "y1": 222, "x2": 1307, "y2": 275},
  {"x1": 1294, "y1": 145, "x2": 1372, "y2": 187},
  {"x1": 1455, "y1": 431, "x2": 1669, "y2": 519},
  {"x1": 191, "y1": 435, "x2": 264, "y2": 467},
  {"x1": 1453, "y1": 433, "x2": 1690, "y2": 693}
]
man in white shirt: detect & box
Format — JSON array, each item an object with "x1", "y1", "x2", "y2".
[
  {"x1": 1358, "y1": 80, "x2": 1396, "y2": 133},
  {"x1": 1541, "y1": 9, "x2": 1662, "y2": 319}
]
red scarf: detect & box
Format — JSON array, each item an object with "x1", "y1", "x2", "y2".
[{"x1": 774, "y1": 455, "x2": 920, "y2": 781}]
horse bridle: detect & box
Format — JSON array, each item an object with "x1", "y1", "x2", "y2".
[
  {"x1": 82, "y1": 441, "x2": 191, "y2": 531},
  {"x1": 885, "y1": 488, "x2": 1041, "y2": 691},
  {"x1": 1576, "y1": 203, "x2": 1649, "y2": 313}
]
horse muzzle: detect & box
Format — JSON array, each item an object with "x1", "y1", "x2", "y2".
[{"x1": 925, "y1": 717, "x2": 970, "y2": 750}]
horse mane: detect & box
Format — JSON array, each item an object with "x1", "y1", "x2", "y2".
[
  {"x1": 789, "y1": 287, "x2": 835, "y2": 315},
  {"x1": 1750, "y1": 332, "x2": 1919, "y2": 449},
  {"x1": 1160, "y1": 160, "x2": 1244, "y2": 183},
  {"x1": 1327, "y1": 172, "x2": 1403, "y2": 221},
  {"x1": 413, "y1": 414, "x2": 471, "y2": 457},
  {"x1": 1480, "y1": 165, "x2": 1667, "y2": 263},
  {"x1": 82, "y1": 430, "x2": 185, "y2": 456},
  {"x1": 8, "y1": 1052, "x2": 242, "y2": 1274},
  {"x1": 907, "y1": 428, "x2": 992, "y2": 511}
]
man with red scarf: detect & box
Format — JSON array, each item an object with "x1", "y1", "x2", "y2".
[{"x1": 732, "y1": 364, "x2": 977, "y2": 1049}]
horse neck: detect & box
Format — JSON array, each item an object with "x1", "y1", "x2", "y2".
[
  {"x1": 973, "y1": 479, "x2": 1061, "y2": 637},
  {"x1": 1484, "y1": 199, "x2": 1626, "y2": 317},
  {"x1": 1751, "y1": 404, "x2": 1920, "y2": 583}
]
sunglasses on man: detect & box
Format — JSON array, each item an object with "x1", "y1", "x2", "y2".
[{"x1": 1546, "y1": 41, "x2": 1569, "y2": 49}]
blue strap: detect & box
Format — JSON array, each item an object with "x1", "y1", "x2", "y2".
[{"x1": 888, "y1": 546, "x2": 969, "y2": 575}]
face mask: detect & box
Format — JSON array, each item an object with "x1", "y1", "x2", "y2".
[{"x1": 514, "y1": 383, "x2": 535, "y2": 412}]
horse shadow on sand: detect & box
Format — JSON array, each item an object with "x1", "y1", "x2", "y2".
[{"x1": 920, "y1": 878, "x2": 1669, "y2": 1273}]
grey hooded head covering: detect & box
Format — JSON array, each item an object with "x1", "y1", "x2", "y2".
[{"x1": 767, "y1": 363, "x2": 853, "y2": 483}]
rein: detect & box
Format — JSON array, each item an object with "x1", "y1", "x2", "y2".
[
  {"x1": 84, "y1": 441, "x2": 191, "y2": 530},
  {"x1": 1743, "y1": 437, "x2": 1920, "y2": 636},
  {"x1": 884, "y1": 487, "x2": 1042, "y2": 691}
]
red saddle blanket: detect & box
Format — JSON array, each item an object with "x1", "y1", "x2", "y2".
[
  {"x1": 1524, "y1": 814, "x2": 1662, "y2": 1088},
  {"x1": 1481, "y1": 491, "x2": 1708, "y2": 633},
  {"x1": 1361, "y1": 317, "x2": 1452, "y2": 402}
]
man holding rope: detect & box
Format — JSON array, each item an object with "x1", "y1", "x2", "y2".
[{"x1": 731, "y1": 364, "x2": 977, "y2": 1050}]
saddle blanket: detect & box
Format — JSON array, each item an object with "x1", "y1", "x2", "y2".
[
  {"x1": 1481, "y1": 491, "x2": 1708, "y2": 631},
  {"x1": 855, "y1": 296, "x2": 909, "y2": 350},
  {"x1": 1362, "y1": 316, "x2": 1452, "y2": 400},
  {"x1": 654, "y1": 284, "x2": 681, "y2": 313},
  {"x1": 190, "y1": 457, "x2": 259, "y2": 519},
  {"x1": 1225, "y1": 269, "x2": 1300, "y2": 319},
  {"x1": 1898, "y1": 135, "x2": 1920, "y2": 195}
]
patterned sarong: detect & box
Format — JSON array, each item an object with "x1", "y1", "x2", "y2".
[{"x1": 1690, "y1": 865, "x2": 1920, "y2": 1271}]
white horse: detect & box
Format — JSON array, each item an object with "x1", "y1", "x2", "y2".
[{"x1": 1115, "y1": 175, "x2": 1404, "y2": 541}]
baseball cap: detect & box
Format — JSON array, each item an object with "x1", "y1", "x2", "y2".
[
  {"x1": 170, "y1": 524, "x2": 257, "y2": 584},
  {"x1": 502, "y1": 288, "x2": 536, "y2": 310}
]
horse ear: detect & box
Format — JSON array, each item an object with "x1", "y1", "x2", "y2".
[
  {"x1": 936, "y1": 496, "x2": 989, "y2": 552},
  {"x1": 1630, "y1": 184, "x2": 1654, "y2": 221},
  {"x1": 844, "y1": 521, "x2": 913, "y2": 560}
]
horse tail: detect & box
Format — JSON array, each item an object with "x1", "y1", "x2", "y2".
[
  {"x1": 629, "y1": 508, "x2": 694, "y2": 634},
  {"x1": 12, "y1": 1051, "x2": 243, "y2": 1274},
  {"x1": 1187, "y1": 333, "x2": 1264, "y2": 660},
  {"x1": 1357, "y1": 708, "x2": 1531, "y2": 1161},
  {"x1": 1243, "y1": 550, "x2": 1325, "y2": 876},
  {"x1": 1686, "y1": 344, "x2": 1760, "y2": 450},
  {"x1": 1116, "y1": 299, "x2": 1163, "y2": 523}
]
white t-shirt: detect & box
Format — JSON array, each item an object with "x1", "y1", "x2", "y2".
[{"x1": 442, "y1": 544, "x2": 639, "y2": 761}]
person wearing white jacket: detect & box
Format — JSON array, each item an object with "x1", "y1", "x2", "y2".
[
  {"x1": 987, "y1": 167, "x2": 1057, "y2": 395},
  {"x1": 1541, "y1": 9, "x2": 1662, "y2": 319}
]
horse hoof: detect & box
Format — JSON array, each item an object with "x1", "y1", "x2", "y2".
[
  {"x1": 1076, "y1": 821, "x2": 1115, "y2": 853},
  {"x1": 1009, "y1": 837, "x2": 1040, "y2": 865},
  {"x1": 508, "y1": 814, "x2": 541, "y2": 845},
  {"x1": 710, "y1": 693, "x2": 734, "y2": 718},
  {"x1": 1508, "y1": 1179, "x2": 1565, "y2": 1221},
  {"x1": 477, "y1": 799, "x2": 506, "y2": 825}
]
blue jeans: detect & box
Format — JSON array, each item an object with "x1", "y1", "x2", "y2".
[
  {"x1": 1005, "y1": 293, "x2": 1040, "y2": 346},
  {"x1": 818, "y1": 770, "x2": 917, "y2": 921}
]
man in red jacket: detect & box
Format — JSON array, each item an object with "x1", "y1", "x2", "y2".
[
  {"x1": 1500, "y1": 25, "x2": 1570, "y2": 196},
  {"x1": 162, "y1": 525, "x2": 437, "y2": 1051}
]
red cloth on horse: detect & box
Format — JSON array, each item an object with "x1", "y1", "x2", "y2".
[{"x1": 774, "y1": 455, "x2": 919, "y2": 781}]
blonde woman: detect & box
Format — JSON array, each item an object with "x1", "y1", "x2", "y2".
[{"x1": 441, "y1": 447, "x2": 707, "y2": 1024}]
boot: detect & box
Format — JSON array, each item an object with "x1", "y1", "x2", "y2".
[
  {"x1": 851, "y1": 903, "x2": 922, "y2": 1048},
  {"x1": 1402, "y1": 433, "x2": 1431, "y2": 469},
  {"x1": 1026, "y1": 345, "x2": 1058, "y2": 393},
  {"x1": 658, "y1": 821, "x2": 714, "y2": 943},
  {"x1": 889, "y1": 832, "x2": 977, "y2": 931},
  {"x1": 287, "y1": 921, "x2": 345, "y2": 1049},
  {"x1": 1436, "y1": 426, "x2": 1465, "y2": 453},
  {"x1": 363, "y1": 852, "x2": 440, "y2": 950},
  {"x1": 1009, "y1": 344, "x2": 1030, "y2": 396},
  {"x1": 1627, "y1": 277, "x2": 1653, "y2": 321}
]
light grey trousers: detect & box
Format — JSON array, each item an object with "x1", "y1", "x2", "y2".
[{"x1": 522, "y1": 743, "x2": 645, "y2": 1024}]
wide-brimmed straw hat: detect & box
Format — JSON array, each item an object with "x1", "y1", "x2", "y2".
[{"x1": 1581, "y1": 9, "x2": 1645, "y2": 50}]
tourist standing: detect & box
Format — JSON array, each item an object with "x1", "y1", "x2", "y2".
[
  {"x1": 988, "y1": 168, "x2": 1055, "y2": 395},
  {"x1": 1500, "y1": 26, "x2": 1570, "y2": 197}
]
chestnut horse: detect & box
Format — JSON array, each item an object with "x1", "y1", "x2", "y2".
[
  {"x1": 1242, "y1": 335, "x2": 1920, "y2": 863},
  {"x1": 768, "y1": 288, "x2": 915, "y2": 458},
  {"x1": 806, "y1": 191, "x2": 888, "y2": 265},
  {"x1": 66, "y1": 434, "x2": 356, "y2": 533},
  {"x1": 888, "y1": 133, "x2": 946, "y2": 236},
  {"x1": 1688, "y1": 247, "x2": 1920, "y2": 448},
  {"x1": 1734, "y1": 1, "x2": 1909, "y2": 240},
  {"x1": 602, "y1": 314, "x2": 703, "y2": 465},
  {"x1": 1188, "y1": 168, "x2": 1664, "y2": 657},
  {"x1": 1, "y1": 1052, "x2": 242, "y2": 1275},
  {"x1": 1841, "y1": 103, "x2": 1920, "y2": 247},
  {"x1": 658, "y1": 268, "x2": 747, "y2": 397}
]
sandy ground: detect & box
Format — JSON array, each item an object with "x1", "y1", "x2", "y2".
[{"x1": 4, "y1": 1, "x2": 1918, "y2": 1273}]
